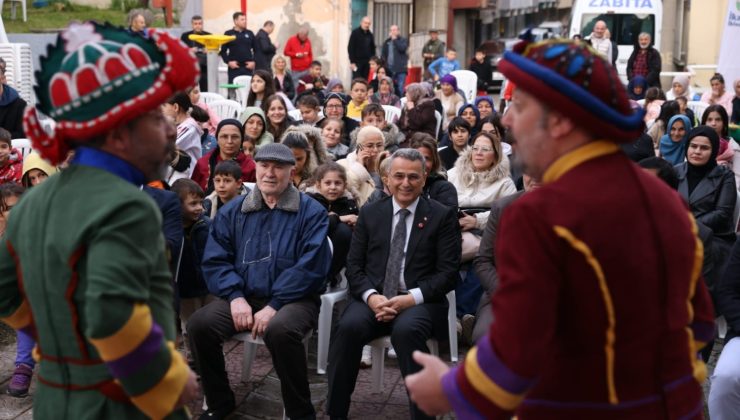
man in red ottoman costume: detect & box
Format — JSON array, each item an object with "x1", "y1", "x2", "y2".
[{"x1": 406, "y1": 36, "x2": 715, "y2": 419}]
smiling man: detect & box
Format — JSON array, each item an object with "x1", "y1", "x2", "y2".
[
  {"x1": 188, "y1": 142, "x2": 331, "y2": 420},
  {"x1": 327, "y1": 148, "x2": 460, "y2": 420},
  {"x1": 406, "y1": 38, "x2": 714, "y2": 420}
]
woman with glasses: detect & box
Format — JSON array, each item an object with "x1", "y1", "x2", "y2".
[
  {"x1": 448, "y1": 132, "x2": 517, "y2": 233},
  {"x1": 337, "y1": 126, "x2": 385, "y2": 206}
]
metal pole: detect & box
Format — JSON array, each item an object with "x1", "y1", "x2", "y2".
[{"x1": 207, "y1": 51, "x2": 219, "y2": 93}]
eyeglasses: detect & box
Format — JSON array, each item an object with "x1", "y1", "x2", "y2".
[
  {"x1": 391, "y1": 172, "x2": 423, "y2": 182},
  {"x1": 472, "y1": 146, "x2": 494, "y2": 153},
  {"x1": 325, "y1": 104, "x2": 343, "y2": 109}
]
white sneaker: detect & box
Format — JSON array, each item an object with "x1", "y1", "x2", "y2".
[
  {"x1": 387, "y1": 346, "x2": 397, "y2": 359},
  {"x1": 360, "y1": 345, "x2": 372, "y2": 368}
]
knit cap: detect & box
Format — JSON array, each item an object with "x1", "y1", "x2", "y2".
[
  {"x1": 498, "y1": 36, "x2": 644, "y2": 142},
  {"x1": 23, "y1": 21, "x2": 200, "y2": 164}
]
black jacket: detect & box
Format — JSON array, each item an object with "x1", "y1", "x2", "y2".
[
  {"x1": 274, "y1": 74, "x2": 295, "y2": 100},
  {"x1": 220, "y1": 28, "x2": 256, "y2": 65},
  {"x1": 142, "y1": 186, "x2": 183, "y2": 276},
  {"x1": 254, "y1": 28, "x2": 277, "y2": 71},
  {"x1": 178, "y1": 215, "x2": 211, "y2": 298},
  {"x1": 306, "y1": 193, "x2": 359, "y2": 231},
  {"x1": 676, "y1": 163, "x2": 737, "y2": 242},
  {"x1": 469, "y1": 59, "x2": 493, "y2": 91},
  {"x1": 346, "y1": 196, "x2": 460, "y2": 303},
  {"x1": 0, "y1": 92, "x2": 26, "y2": 139},
  {"x1": 347, "y1": 27, "x2": 376, "y2": 65},
  {"x1": 423, "y1": 173, "x2": 458, "y2": 209},
  {"x1": 732, "y1": 96, "x2": 740, "y2": 124},
  {"x1": 627, "y1": 46, "x2": 662, "y2": 88}
]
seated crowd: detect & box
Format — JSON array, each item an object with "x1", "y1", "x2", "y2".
[{"x1": 3, "y1": 35, "x2": 740, "y2": 420}]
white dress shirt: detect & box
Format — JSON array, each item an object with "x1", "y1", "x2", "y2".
[{"x1": 362, "y1": 197, "x2": 424, "y2": 305}]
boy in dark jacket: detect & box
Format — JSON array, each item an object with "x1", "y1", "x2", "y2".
[{"x1": 170, "y1": 179, "x2": 213, "y2": 331}]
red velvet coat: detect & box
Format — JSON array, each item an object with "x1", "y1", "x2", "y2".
[{"x1": 443, "y1": 141, "x2": 714, "y2": 419}]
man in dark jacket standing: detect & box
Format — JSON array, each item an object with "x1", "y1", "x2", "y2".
[
  {"x1": 181, "y1": 15, "x2": 210, "y2": 92},
  {"x1": 188, "y1": 143, "x2": 331, "y2": 420},
  {"x1": 254, "y1": 20, "x2": 277, "y2": 72},
  {"x1": 627, "y1": 32, "x2": 661, "y2": 88},
  {"x1": 221, "y1": 12, "x2": 256, "y2": 82},
  {"x1": 348, "y1": 16, "x2": 375, "y2": 80},
  {"x1": 0, "y1": 68, "x2": 26, "y2": 139},
  {"x1": 382, "y1": 25, "x2": 409, "y2": 97}
]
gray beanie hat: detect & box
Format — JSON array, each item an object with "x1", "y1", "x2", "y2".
[{"x1": 254, "y1": 143, "x2": 296, "y2": 165}]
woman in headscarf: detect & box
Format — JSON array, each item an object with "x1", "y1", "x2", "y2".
[
  {"x1": 369, "y1": 75, "x2": 401, "y2": 108},
  {"x1": 435, "y1": 74, "x2": 465, "y2": 130},
  {"x1": 658, "y1": 114, "x2": 690, "y2": 165},
  {"x1": 191, "y1": 119, "x2": 257, "y2": 194},
  {"x1": 666, "y1": 74, "x2": 691, "y2": 100},
  {"x1": 675, "y1": 126, "x2": 737, "y2": 244},
  {"x1": 474, "y1": 96, "x2": 495, "y2": 119},
  {"x1": 627, "y1": 75, "x2": 648, "y2": 101},
  {"x1": 398, "y1": 82, "x2": 437, "y2": 141}
]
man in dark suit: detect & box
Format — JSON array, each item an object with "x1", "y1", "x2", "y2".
[
  {"x1": 180, "y1": 15, "x2": 210, "y2": 92},
  {"x1": 326, "y1": 148, "x2": 461, "y2": 420}
]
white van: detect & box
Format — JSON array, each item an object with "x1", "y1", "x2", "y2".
[{"x1": 569, "y1": 0, "x2": 662, "y2": 80}]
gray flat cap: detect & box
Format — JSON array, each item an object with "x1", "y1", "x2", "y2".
[{"x1": 254, "y1": 143, "x2": 296, "y2": 165}]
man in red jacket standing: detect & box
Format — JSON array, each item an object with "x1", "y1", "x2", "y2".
[
  {"x1": 405, "y1": 36, "x2": 715, "y2": 420},
  {"x1": 283, "y1": 26, "x2": 313, "y2": 85}
]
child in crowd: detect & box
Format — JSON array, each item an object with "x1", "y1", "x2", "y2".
[
  {"x1": 438, "y1": 117, "x2": 472, "y2": 170},
  {"x1": 643, "y1": 86, "x2": 666, "y2": 125},
  {"x1": 1, "y1": 183, "x2": 31, "y2": 397},
  {"x1": 0, "y1": 128, "x2": 22, "y2": 184},
  {"x1": 240, "y1": 106, "x2": 274, "y2": 147},
  {"x1": 188, "y1": 86, "x2": 220, "y2": 154},
  {"x1": 242, "y1": 138, "x2": 256, "y2": 157},
  {"x1": 349, "y1": 103, "x2": 403, "y2": 152},
  {"x1": 469, "y1": 48, "x2": 493, "y2": 95},
  {"x1": 365, "y1": 153, "x2": 392, "y2": 205},
  {"x1": 170, "y1": 179, "x2": 213, "y2": 348},
  {"x1": 203, "y1": 160, "x2": 248, "y2": 218},
  {"x1": 347, "y1": 78, "x2": 370, "y2": 120},
  {"x1": 297, "y1": 60, "x2": 329, "y2": 96},
  {"x1": 306, "y1": 162, "x2": 359, "y2": 285},
  {"x1": 297, "y1": 94, "x2": 322, "y2": 126},
  {"x1": 428, "y1": 47, "x2": 462, "y2": 81},
  {"x1": 21, "y1": 152, "x2": 58, "y2": 188},
  {"x1": 322, "y1": 118, "x2": 348, "y2": 161},
  {"x1": 367, "y1": 56, "x2": 383, "y2": 89}
]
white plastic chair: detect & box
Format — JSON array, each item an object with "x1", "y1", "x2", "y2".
[
  {"x1": 382, "y1": 105, "x2": 402, "y2": 124},
  {"x1": 368, "y1": 291, "x2": 458, "y2": 393},
  {"x1": 434, "y1": 110, "x2": 443, "y2": 138},
  {"x1": 199, "y1": 92, "x2": 225, "y2": 106},
  {"x1": 288, "y1": 109, "x2": 303, "y2": 122},
  {"x1": 450, "y1": 70, "x2": 478, "y2": 103},
  {"x1": 316, "y1": 271, "x2": 349, "y2": 374},
  {"x1": 0, "y1": 0, "x2": 27, "y2": 22},
  {"x1": 209, "y1": 99, "x2": 242, "y2": 120},
  {"x1": 10, "y1": 138, "x2": 32, "y2": 159},
  {"x1": 233, "y1": 75, "x2": 252, "y2": 108},
  {"x1": 687, "y1": 101, "x2": 709, "y2": 120}
]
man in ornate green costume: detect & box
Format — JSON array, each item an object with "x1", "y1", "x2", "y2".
[{"x1": 0, "y1": 21, "x2": 200, "y2": 419}]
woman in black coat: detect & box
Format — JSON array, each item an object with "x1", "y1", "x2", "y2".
[
  {"x1": 676, "y1": 126, "x2": 737, "y2": 243},
  {"x1": 407, "y1": 132, "x2": 458, "y2": 208}
]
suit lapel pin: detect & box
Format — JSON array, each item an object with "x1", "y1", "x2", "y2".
[{"x1": 418, "y1": 216, "x2": 427, "y2": 229}]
